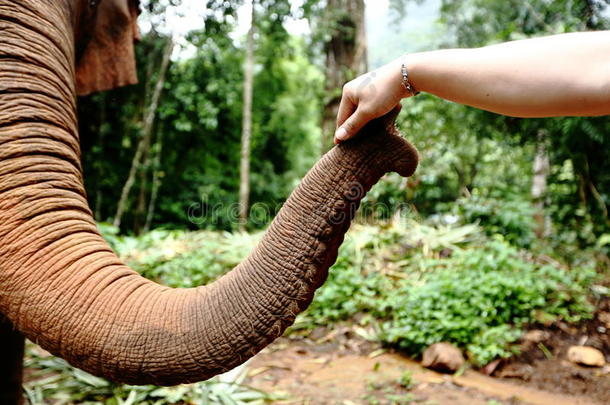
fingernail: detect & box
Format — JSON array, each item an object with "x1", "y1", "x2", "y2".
[{"x1": 335, "y1": 127, "x2": 348, "y2": 141}]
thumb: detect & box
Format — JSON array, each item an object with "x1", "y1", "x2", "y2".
[{"x1": 334, "y1": 108, "x2": 369, "y2": 143}]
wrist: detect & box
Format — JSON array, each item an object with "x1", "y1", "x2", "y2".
[
  {"x1": 400, "y1": 54, "x2": 420, "y2": 97},
  {"x1": 390, "y1": 55, "x2": 420, "y2": 99}
]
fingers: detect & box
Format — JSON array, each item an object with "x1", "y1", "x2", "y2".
[
  {"x1": 336, "y1": 91, "x2": 356, "y2": 130},
  {"x1": 334, "y1": 107, "x2": 369, "y2": 144}
]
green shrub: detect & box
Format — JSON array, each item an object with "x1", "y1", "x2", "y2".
[
  {"x1": 105, "y1": 229, "x2": 260, "y2": 288},
  {"x1": 453, "y1": 196, "x2": 537, "y2": 248},
  {"x1": 378, "y1": 238, "x2": 596, "y2": 365},
  {"x1": 130, "y1": 232, "x2": 259, "y2": 288}
]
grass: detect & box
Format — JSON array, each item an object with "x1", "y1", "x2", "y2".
[
  {"x1": 25, "y1": 343, "x2": 280, "y2": 405},
  {"x1": 25, "y1": 227, "x2": 278, "y2": 404}
]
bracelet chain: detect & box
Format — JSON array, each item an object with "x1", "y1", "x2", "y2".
[{"x1": 401, "y1": 60, "x2": 419, "y2": 96}]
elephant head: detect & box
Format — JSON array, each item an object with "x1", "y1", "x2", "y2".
[{"x1": 0, "y1": 0, "x2": 418, "y2": 393}]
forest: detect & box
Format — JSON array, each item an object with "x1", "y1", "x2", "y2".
[{"x1": 23, "y1": 0, "x2": 610, "y2": 404}]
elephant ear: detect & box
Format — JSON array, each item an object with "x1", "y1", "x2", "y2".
[{"x1": 75, "y1": 0, "x2": 141, "y2": 96}]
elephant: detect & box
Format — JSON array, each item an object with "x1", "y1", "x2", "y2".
[{"x1": 0, "y1": 0, "x2": 419, "y2": 404}]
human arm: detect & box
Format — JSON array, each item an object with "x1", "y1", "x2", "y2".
[{"x1": 335, "y1": 31, "x2": 610, "y2": 143}]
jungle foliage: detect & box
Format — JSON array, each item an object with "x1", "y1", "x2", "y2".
[
  {"x1": 79, "y1": 0, "x2": 610, "y2": 254},
  {"x1": 79, "y1": 0, "x2": 323, "y2": 232},
  {"x1": 357, "y1": 0, "x2": 610, "y2": 255}
]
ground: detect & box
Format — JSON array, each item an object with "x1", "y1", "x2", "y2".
[
  {"x1": 245, "y1": 300, "x2": 610, "y2": 405},
  {"x1": 22, "y1": 299, "x2": 610, "y2": 404}
]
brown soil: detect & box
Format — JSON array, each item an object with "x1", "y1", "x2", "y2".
[
  {"x1": 492, "y1": 297, "x2": 610, "y2": 405},
  {"x1": 245, "y1": 317, "x2": 609, "y2": 405}
]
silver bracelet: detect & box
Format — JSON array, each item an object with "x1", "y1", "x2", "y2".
[{"x1": 401, "y1": 58, "x2": 419, "y2": 96}]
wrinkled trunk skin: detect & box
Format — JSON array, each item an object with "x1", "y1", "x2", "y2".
[{"x1": 0, "y1": 0, "x2": 418, "y2": 387}]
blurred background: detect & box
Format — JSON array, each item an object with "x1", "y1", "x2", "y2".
[{"x1": 25, "y1": 0, "x2": 610, "y2": 404}]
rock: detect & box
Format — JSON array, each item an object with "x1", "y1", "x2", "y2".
[
  {"x1": 422, "y1": 342, "x2": 465, "y2": 373},
  {"x1": 567, "y1": 346, "x2": 606, "y2": 367},
  {"x1": 523, "y1": 330, "x2": 549, "y2": 344}
]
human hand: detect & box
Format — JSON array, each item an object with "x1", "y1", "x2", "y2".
[{"x1": 334, "y1": 58, "x2": 412, "y2": 144}]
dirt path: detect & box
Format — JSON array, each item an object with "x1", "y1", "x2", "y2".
[{"x1": 245, "y1": 336, "x2": 605, "y2": 405}]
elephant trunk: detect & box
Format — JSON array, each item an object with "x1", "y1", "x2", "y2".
[{"x1": 0, "y1": 0, "x2": 418, "y2": 385}]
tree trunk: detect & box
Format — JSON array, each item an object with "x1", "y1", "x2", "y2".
[
  {"x1": 531, "y1": 130, "x2": 550, "y2": 238},
  {"x1": 144, "y1": 131, "x2": 164, "y2": 233},
  {"x1": 93, "y1": 93, "x2": 107, "y2": 221},
  {"x1": 113, "y1": 38, "x2": 174, "y2": 229},
  {"x1": 239, "y1": 2, "x2": 256, "y2": 231},
  {"x1": 321, "y1": 0, "x2": 368, "y2": 154},
  {"x1": 134, "y1": 154, "x2": 149, "y2": 234},
  {"x1": 134, "y1": 35, "x2": 164, "y2": 234},
  {"x1": 583, "y1": 156, "x2": 609, "y2": 222}
]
